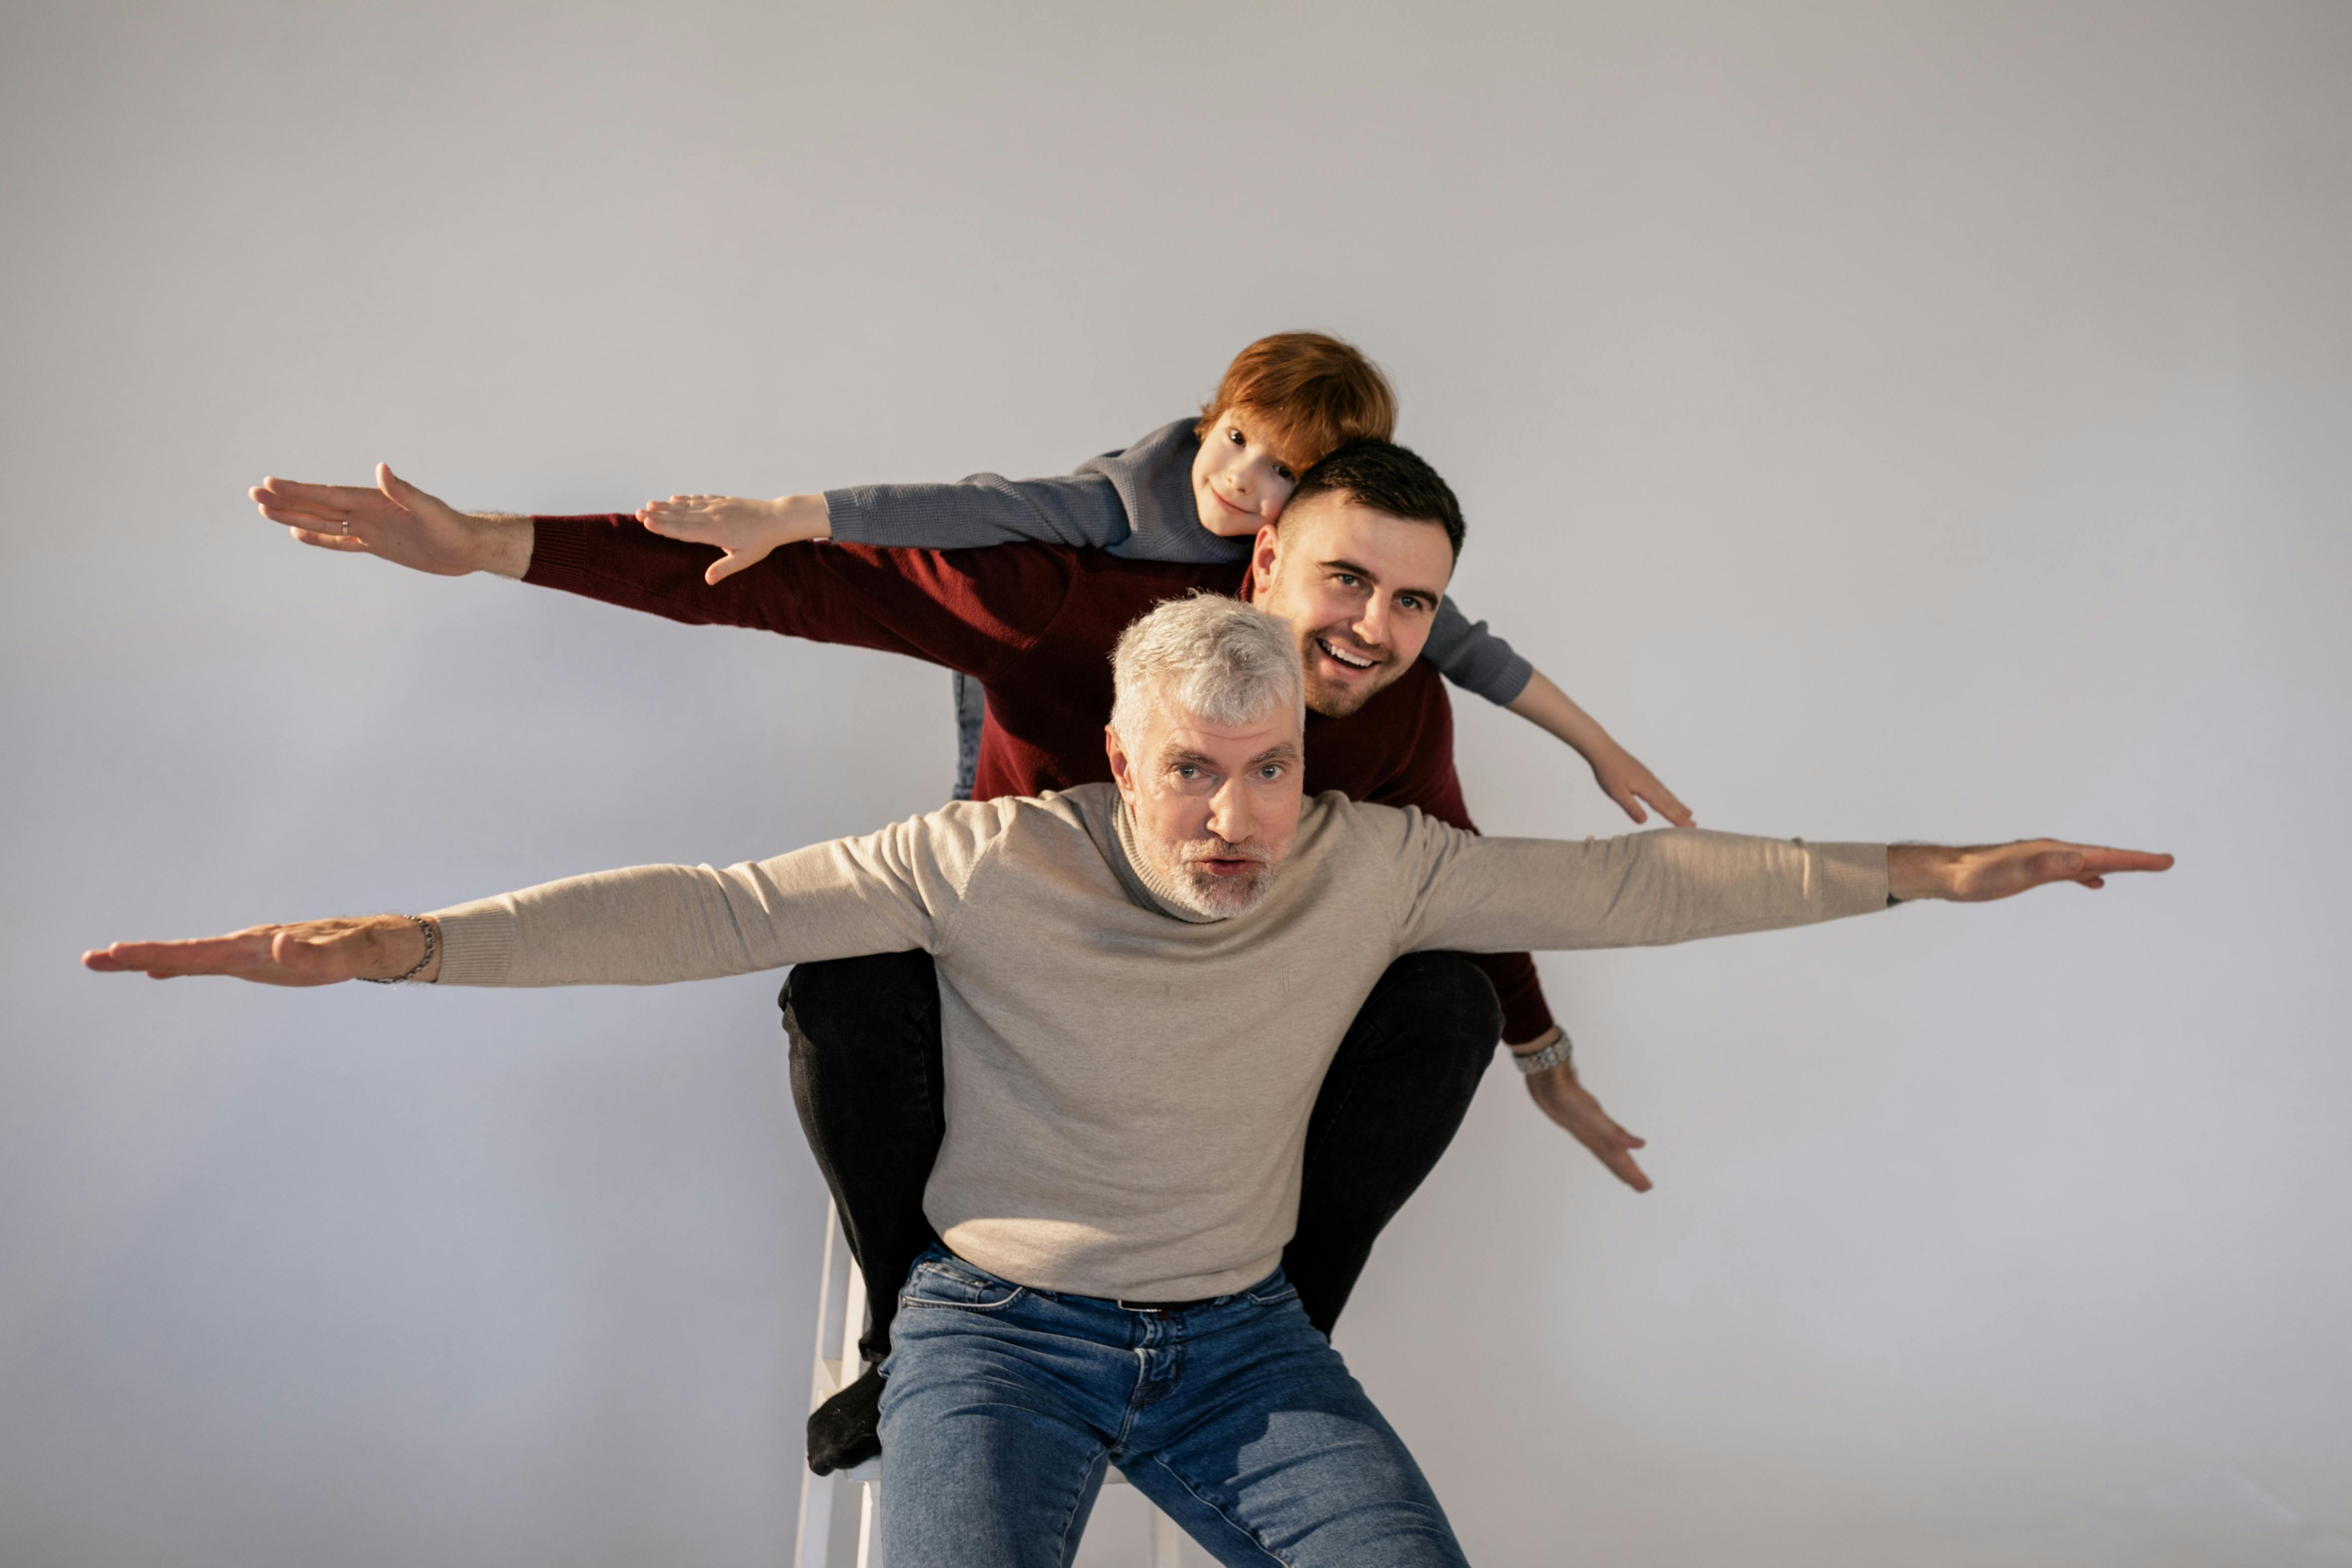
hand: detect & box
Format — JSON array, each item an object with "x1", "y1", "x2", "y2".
[
  {"x1": 1588, "y1": 744, "x2": 1694, "y2": 828},
  {"x1": 1517, "y1": 1033, "x2": 1652, "y2": 1192},
  {"x1": 1888, "y1": 840, "x2": 2175, "y2": 902},
  {"x1": 82, "y1": 915, "x2": 437, "y2": 986},
  {"x1": 638, "y1": 493, "x2": 828, "y2": 586},
  {"x1": 252, "y1": 465, "x2": 531, "y2": 578}
]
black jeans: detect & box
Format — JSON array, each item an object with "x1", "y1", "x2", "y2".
[{"x1": 781, "y1": 948, "x2": 1502, "y2": 1363}]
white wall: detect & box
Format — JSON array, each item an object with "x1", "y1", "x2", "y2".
[{"x1": 3, "y1": 3, "x2": 2347, "y2": 1564}]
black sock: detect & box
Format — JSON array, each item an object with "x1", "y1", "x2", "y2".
[{"x1": 806, "y1": 1366, "x2": 886, "y2": 1475}]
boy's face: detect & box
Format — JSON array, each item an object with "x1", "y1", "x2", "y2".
[
  {"x1": 1249, "y1": 492, "x2": 1455, "y2": 717},
  {"x1": 1191, "y1": 406, "x2": 1304, "y2": 538}
]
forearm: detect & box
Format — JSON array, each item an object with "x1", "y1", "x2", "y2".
[
  {"x1": 1412, "y1": 827, "x2": 1890, "y2": 953},
  {"x1": 427, "y1": 839, "x2": 938, "y2": 987},
  {"x1": 1503, "y1": 670, "x2": 1618, "y2": 759},
  {"x1": 825, "y1": 472, "x2": 1127, "y2": 552}
]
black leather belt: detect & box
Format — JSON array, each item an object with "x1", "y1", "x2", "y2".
[{"x1": 1116, "y1": 1295, "x2": 1217, "y2": 1313}]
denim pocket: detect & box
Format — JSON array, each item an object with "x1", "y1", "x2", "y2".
[
  {"x1": 1243, "y1": 1281, "x2": 1300, "y2": 1308},
  {"x1": 900, "y1": 1255, "x2": 1027, "y2": 1312}
]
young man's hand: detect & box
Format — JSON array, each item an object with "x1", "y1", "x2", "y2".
[
  {"x1": 1888, "y1": 841, "x2": 2174, "y2": 902},
  {"x1": 1587, "y1": 743, "x2": 1694, "y2": 829},
  {"x1": 638, "y1": 493, "x2": 830, "y2": 586},
  {"x1": 253, "y1": 466, "x2": 530, "y2": 578},
  {"x1": 83, "y1": 915, "x2": 438, "y2": 986},
  {"x1": 1518, "y1": 1034, "x2": 1652, "y2": 1192}
]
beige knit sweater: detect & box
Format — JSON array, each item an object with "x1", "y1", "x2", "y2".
[{"x1": 429, "y1": 785, "x2": 1888, "y2": 1299}]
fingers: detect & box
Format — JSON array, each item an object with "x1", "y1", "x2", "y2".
[
  {"x1": 705, "y1": 551, "x2": 752, "y2": 586},
  {"x1": 252, "y1": 477, "x2": 379, "y2": 513},
  {"x1": 1647, "y1": 786, "x2": 1696, "y2": 829},
  {"x1": 83, "y1": 930, "x2": 277, "y2": 977},
  {"x1": 1603, "y1": 1147, "x2": 1654, "y2": 1193},
  {"x1": 288, "y1": 527, "x2": 373, "y2": 553},
  {"x1": 1613, "y1": 787, "x2": 1650, "y2": 825}
]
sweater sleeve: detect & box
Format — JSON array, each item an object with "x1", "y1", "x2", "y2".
[
  {"x1": 824, "y1": 471, "x2": 1134, "y2": 553},
  {"x1": 525, "y1": 516, "x2": 1087, "y2": 684},
  {"x1": 427, "y1": 808, "x2": 998, "y2": 987},
  {"x1": 1423, "y1": 598, "x2": 1534, "y2": 706},
  {"x1": 1349, "y1": 677, "x2": 1556, "y2": 1045},
  {"x1": 1391, "y1": 820, "x2": 1889, "y2": 955}
]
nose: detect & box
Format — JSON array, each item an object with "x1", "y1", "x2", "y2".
[
  {"x1": 1205, "y1": 777, "x2": 1254, "y2": 846},
  {"x1": 1353, "y1": 594, "x2": 1391, "y2": 649}
]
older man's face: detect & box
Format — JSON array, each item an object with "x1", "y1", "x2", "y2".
[
  {"x1": 1104, "y1": 703, "x2": 1305, "y2": 919},
  {"x1": 1249, "y1": 494, "x2": 1456, "y2": 718}
]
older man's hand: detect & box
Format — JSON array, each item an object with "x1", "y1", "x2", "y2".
[
  {"x1": 1518, "y1": 1037, "x2": 1652, "y2": 1192},
  {"x1": 83, "y1": 915, "x2": 437, "y2": 986},
  {"x1": 1888, "y1": 840, "x2": 2174, "y2": 902}
]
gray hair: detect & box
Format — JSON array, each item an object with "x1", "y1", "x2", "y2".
[{"x1": 1109, "y1": 594, "x2": 1304, "y2": 749}]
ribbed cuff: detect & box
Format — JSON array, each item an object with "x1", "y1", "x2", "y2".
[
  {"x1": 820, "y1": 488, "x2": 875, "y2": 545},
  {"x1": 1810, "y1": 842, "x2": 1891, "y2": 920},
  {"x1": 522, "y1": 515, "x2": 622, "y2": 583},
  {"x1": 424, "y1": 900, "x2": 519, "y2": 986}
]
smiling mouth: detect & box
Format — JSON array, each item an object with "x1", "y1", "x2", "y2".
[
  {"x1": 1315, "y1": 637, "x2": 1378, "y2": 672},
  {"x1": 1210, "y1": 489, "x2": 1251, "y2": 516}
]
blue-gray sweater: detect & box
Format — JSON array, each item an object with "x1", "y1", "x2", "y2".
[{"x1": 825, "y1": 418, "x2": 1534, "y2": 719}]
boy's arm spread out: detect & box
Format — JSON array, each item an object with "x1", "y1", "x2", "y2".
[
  {"x1": 1392, "y1": 815, "x2": 1889, "y2": 956},
  {"x1": 527, "y1": 514, "x2": 1079, "y2": 682},
  {"x1": 825, "y1": 468, "x2": 1133, "y2": 554},
  {"x1": 427, "y1": 812, "x2": 992, "y2": 987},
  {"x1": 1422, "y1": 598, "x2": 1535, "y2": 706},
  {"x1": 824, "y1": 421, "x2": 1243, "y2": 567}
]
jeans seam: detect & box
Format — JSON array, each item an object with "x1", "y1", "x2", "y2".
[
  {"x1": 1051, "y1": 1448, "x2": 1111, "y2": 1567},
  {"x1": 1143, "y1": 1454, "x2": 1291, "y2": 1566},
  {"x1": 896, "y1": 1291, "x2": 1028, "y2": 1313}
]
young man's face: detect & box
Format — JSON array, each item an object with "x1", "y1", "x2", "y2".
[
  {"x1": 1104, "y1": 703, "x2": 1305, "y2": 919},
  {"x1": 1191, "y1": 406, "x2": 1303, "y2": 538},
  {"x1": 1249, "y1": 492, "x2": 1455, "y2": 718}
]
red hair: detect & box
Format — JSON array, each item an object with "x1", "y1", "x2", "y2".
[{"x1": 1195, "y1": 332, "x2": 1397, "y2": 468}]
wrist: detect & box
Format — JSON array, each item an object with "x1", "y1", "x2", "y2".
[
  {"x1": 474, "y1": 513, "x2": 535, "y2": 579},
  {"x1": 777, "y1": 493, "x2": 832, "y2": 544},
  {"x1": 1886, "y1": 844, "x2": 1957, "y2": 902}
]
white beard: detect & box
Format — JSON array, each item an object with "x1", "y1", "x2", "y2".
[{"x1": 1165, "y1": 860, "x2": 1278, "y2": 919}]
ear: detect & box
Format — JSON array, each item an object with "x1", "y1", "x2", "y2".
[
  {"x1": 1250, "y1": 522, "x2": 1282, "y2": 595},
  {"x1": 1105, "y1": 724, "x2": 1136, "y2": 800}
]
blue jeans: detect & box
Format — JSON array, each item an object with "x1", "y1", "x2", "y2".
[{"x1": 877, "y1": 1248, "x2": 1469, "y2": 1568}]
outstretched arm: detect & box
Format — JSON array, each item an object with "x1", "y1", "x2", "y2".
[
  {"x1": 1401, "y1": 824, "x2": 2171, "y2": 957},
  {"x1": 639, "y1": 469, "x2": 1136, "y2": 586},
  {"x1": 1505, "y1": 670, "x2": 1693, "y2": 828},
  {"x1": 85, "y1": 821, "x2": 964, "y2": 990},
  {"x1": 1419, "y1": 603, "x2": 1692, "y2": 828}
]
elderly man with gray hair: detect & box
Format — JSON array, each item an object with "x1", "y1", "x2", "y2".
[{"x1": 86, "y1": 595, "x2": 2170, "y2": 1568}]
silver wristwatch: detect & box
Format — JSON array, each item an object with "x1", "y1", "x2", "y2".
[{"x1": 1511, "y1": 1034, "x2": 1572, "y2": 1076}]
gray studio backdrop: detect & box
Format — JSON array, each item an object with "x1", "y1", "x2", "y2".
[{"x1": 4, "y1": 3, "x2": 2347, "y2": 1565}]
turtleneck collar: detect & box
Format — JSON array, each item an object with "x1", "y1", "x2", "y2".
[{"x1": 1108, "y1": 794, "x2": 1227, "y2": 925}]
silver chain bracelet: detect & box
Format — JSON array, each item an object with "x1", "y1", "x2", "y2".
[{"x1": 361, "y1": 915, "x2": 436, "y2": 984}]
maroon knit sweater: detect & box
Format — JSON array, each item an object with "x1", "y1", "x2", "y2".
[{"x1": 526, "y1": 517, "x2": 1556, "y2": 1043}]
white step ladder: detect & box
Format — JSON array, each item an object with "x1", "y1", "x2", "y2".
[{"x1": 792, "y1": 1202, "x2": 1186, "y2": 1568}]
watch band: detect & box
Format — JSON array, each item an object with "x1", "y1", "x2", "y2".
[{"x1": 1511, "y1": 1035, "x2": 1571, "y2": 1076}]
